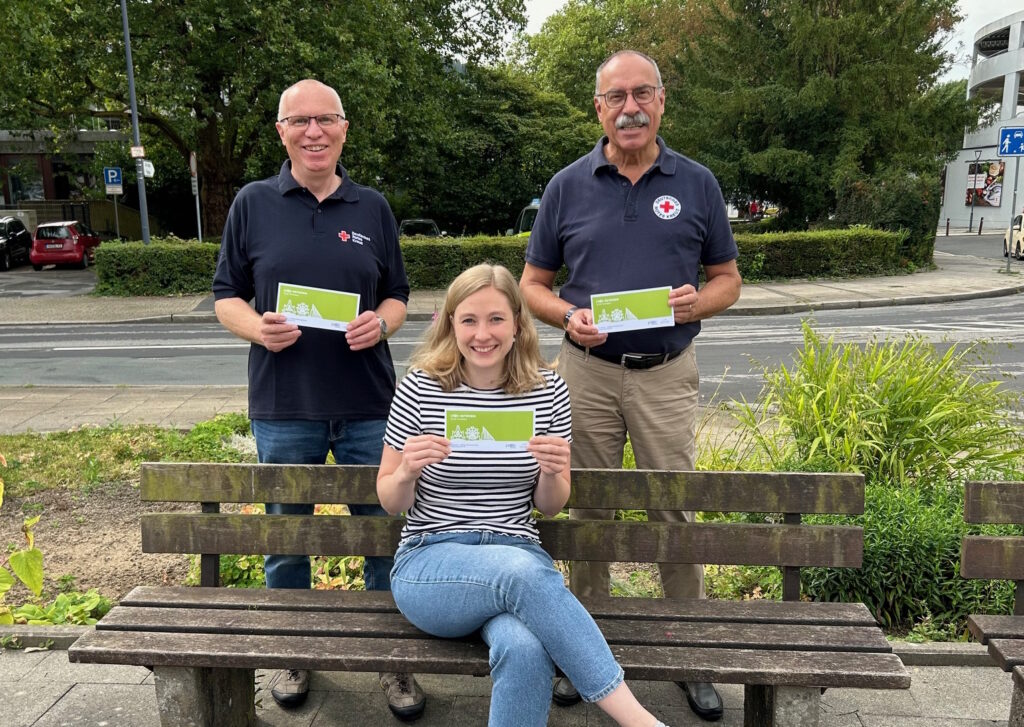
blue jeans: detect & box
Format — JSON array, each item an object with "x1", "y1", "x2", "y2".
[
  {"x1": 391, "y1": 532, "x2": 624, "y2": 726},
  {"x1": 251, "y1": 418, "x2": 392, "y2": 592}
]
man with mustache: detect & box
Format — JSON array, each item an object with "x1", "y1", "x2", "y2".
[
  {"x1": 213, "y1": 79, "x2": 426, "y2": 720},
  {"x1": 519, "y1": 51, "x2": 741, "y2": 722}
]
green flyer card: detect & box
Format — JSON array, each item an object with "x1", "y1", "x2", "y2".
[
  {"x1": 445, "y1": 408, "x2": 535, "y2": 452},
  {"x1": 276, "y1": 282, "x2": 360, "y2": 332},
  {"x1": 590, "y1": 286, "x2": 673, "y2": 333}
]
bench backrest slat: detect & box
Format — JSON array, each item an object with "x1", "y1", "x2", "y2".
[
  {"x1": 965, "y1": 481, "x2": 1024, "y2": 524},
  {"x1": 141, "y1": 513, "x2": 862, "y2": 567},
  {"x1": 140, "y1": 463, "x2": 864, "y2": 514},
  {"x1": 961, "y1": 537, "x2": 1024, "y2": 580}
]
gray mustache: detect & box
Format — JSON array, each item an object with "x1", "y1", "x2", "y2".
[{"x1": 615, "y1": 111, "x2": 650, "y2": 129}]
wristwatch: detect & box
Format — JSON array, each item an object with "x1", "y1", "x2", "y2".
[
  {"x1": 377, "y1": 315, "x2": 389, "y2": 342},
  {"x1": 563, "y1": 306, "x2": 578, "y2": 331}
]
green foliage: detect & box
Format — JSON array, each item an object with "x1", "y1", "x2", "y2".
[
  {"x1": 94, "y1": 239, "x2": 220, "y2": 296},
  {"x1": 734, "y1": 228, "x2": 905, "y2": 280},
  {"x1": 728, "y1": 323, "x2": 1023, "y2": 486},
  {"x1": 12, "y1": 589, "x2": 113, "y2": 626},
  {"x1": 186, "y1": 553, "x2": 265, "y2": 589},
  {"x1": 803, "y1": 484, "x2": 1016, "y2": 633},
  {"x1": 401, "y1": 236, "x2": 569, "y2": 289}
]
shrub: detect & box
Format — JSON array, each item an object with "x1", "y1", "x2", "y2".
[
  {"x1": 732, "y1": 228, "x2": 906, "y2": 281},
  {"x1": 95, "y1": 237, "x2": 219, "y2": 296}
]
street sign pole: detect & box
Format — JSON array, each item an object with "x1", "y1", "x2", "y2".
[
  {"x1": 189, "y1": 151, "x2": 202, "y2": 242},
  {"x1": 103, "y1": 167, "x2": 123, "y2": 239},
  {"x1": 998, "y1": 126, "x2": 1024, "y2": 273},
  {"x1": 120, "y1": 0, "x2": 150, "y2": 244},
  {"x1": 113, "y1": 195, "x2": 120, "y2": 239}
]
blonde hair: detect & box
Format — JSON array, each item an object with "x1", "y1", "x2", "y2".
[{"x1": 410, "y1": 264, "x2": 549, "y2": 394}]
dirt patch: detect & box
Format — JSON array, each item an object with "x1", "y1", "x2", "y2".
[{"x1": 0, "y1": 482, "x2": 193, "y2": 602}]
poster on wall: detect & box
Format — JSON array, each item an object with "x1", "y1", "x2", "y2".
[{"x1": 965, "y1": 160, "x2": 1005, "y2": 207}]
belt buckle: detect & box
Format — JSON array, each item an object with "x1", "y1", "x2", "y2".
[{"x1": 620, "y1": 353, "x2": 645, "y2": 369}]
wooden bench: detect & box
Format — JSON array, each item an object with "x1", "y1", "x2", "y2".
[
  {"x1": 69, "y1": 462, "x2": 909, "y2": 726},
  {"x1": 961, "y1": 479, "x2": 1024, "y2": 723}
]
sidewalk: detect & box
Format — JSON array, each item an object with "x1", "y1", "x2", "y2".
[
  {"x1": 0, "y1": 644, "x2": 1013, "y2": 726},
  {"x1": 1, "y1": 252, "x2": 1021, "y2": 724}
]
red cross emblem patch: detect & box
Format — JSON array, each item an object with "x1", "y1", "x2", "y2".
[
  {"x1": 653, "y1": 195, "x2": 681, "y2": 220},
  {"x1": 338, "y1": 230, "x2": 350, "y2": 242}
]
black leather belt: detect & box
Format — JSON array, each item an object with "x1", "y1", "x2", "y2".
[{"x1": 565, "y1": 335, "x2": 684, "y2": 370}]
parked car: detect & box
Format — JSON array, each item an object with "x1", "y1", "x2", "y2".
[
  {"x1": 0, "y1": 216, "x2": 33, "y2": 271},
  {"x1": 399, "y1": 218, "x2": 445, "y2": 237},
  {"x1": 30, "y1": 220, "x2": 101, "y2": 270},
  {"x1": 506, "y1": 199, "x2": 539, "y2": 236},
  {"x1": 1005, "y1": 214, "x2": 1023, "y2": 259}
]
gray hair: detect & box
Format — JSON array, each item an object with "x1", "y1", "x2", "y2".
[
  {"x1": 594, "y1": 51, "x2": 663, "y2": 95},
  {"x1": 277, "y1": 79, "x2": 345, "y2": 121}
]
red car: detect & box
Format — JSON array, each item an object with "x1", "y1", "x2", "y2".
[{"x1": 30, "y1": 220, "x2": 101, "y2": 270}]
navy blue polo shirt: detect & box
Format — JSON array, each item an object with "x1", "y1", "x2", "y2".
[
  {"x1": 526, "y1": 137, "x2": 738, "y2": 359},
  {"x1": 213, "y1": 161, "x2": 409, "y2": 421}
]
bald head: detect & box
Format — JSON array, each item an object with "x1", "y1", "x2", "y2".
[{"x1": 278, "y1": 79, "x2": 344, "y2": 121}]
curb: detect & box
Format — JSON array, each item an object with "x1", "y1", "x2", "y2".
[{"x1": 0, "y1": 625, "x2": 998, "y2": 668}]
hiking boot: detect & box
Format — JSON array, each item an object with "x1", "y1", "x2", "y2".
[
  {"x1": 379, "y1": 672, "x2": 426, "y2": 721},
  {"x1": 268, "y1": 668, "x2": 309, "y2": 708},
  {"x1": 552, "y1": 676, "x2": 582, "y2": 706}
]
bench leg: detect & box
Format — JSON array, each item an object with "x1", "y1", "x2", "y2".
[
  {"x1": 744, "y1": 684, "x2": 820, "y2": 727},
  {"x1": 1010, "y1": 666, "x2": 1024, "y2": 726},
  {"x1": 153, "y1": 666, "x2": 255, "y2": 727}
]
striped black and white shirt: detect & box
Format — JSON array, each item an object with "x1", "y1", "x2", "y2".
[{"x1": 384, "y1": 368, "x2": 572, "y2": 542}]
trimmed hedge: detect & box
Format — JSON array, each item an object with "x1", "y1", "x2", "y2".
[
  {"x1": 94, "y1": 238, "x2": 220, "y2": 296},
  {"x1": 93, "y1": 228, "x2": 906, "y2": 295}
]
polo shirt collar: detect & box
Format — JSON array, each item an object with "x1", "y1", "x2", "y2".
[
  {"x1": 276, "y1": 160, "x2": 360, "y2": 202},
  {"x1": 588, "y1": 136, "x2": 677, "y2": 177}
]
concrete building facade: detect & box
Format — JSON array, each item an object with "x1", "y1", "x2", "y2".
[{"x1": 940, "y1": 11, "x2": 1024, "y2": 233}]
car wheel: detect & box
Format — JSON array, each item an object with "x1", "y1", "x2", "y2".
[
  {"x1": 79, "y1": 250, "x2": 89, "y2": 269},
  {"x1": 0, "y1": 250, "x2": 10, "y2": 272},
  {"x1": 1017, "y1": 243, "x2": 1023, "y2": 261},
  {"x1": 32, "y1": 264, "x2": 43, "y2": 271}
]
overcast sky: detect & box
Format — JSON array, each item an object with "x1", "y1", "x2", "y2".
[{"x1": 523, "y1": 0, "x2": 1015, "y2": 82}]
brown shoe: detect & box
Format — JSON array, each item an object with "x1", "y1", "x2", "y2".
[
  {"x1": 379, "y1": 672, "x2": 426, "y2": 721},
  {"x1": 268, "y1": 668, "x2": 309, "y2": 708}
]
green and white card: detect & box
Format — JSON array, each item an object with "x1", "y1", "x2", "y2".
[
  {"x1": 445, "y1": 408, "x2": 535, "y2": 452},
  {"x1": 276, "y1": 282, "x2": 360, "y2": 332},
  {"x1": 591, "y1": 286, "x2": 673, "y2": 333}
]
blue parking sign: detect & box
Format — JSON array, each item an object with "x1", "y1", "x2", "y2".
[
  {"x1": 998, "y1": 128, "x2": 1024, "y2": 156},
  {"x1": 103, "y1": 167, "x2": 123, "y2": 185}
]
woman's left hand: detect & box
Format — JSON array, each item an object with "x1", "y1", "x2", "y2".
[{"x1": 527, "y1": 435, "x2": 570, "y2": 476}]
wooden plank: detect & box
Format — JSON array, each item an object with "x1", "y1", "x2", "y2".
[
  {"x1": 961, "y1": 537, "x2": 1024, "y2": 580},
  {"x1": 968, "y1": 614, "x2": 1024, "y2": 643},
  {"x1": 965, "y1": 481, "x2": 1024, "y2": 524},
  {"x1": 141, "y1": 514, "x2": 862, "y2": 567},
  {"x1": 141, "y1": 463, "x2": 380, "y2": 505},
  {"x1": 68, "y1": 630, "x2": 908, "y2": 688},
  {"x1": 987, "y1": 638, "x2": 1024, "y2": 671},
  {"x1": 140, "y1": 463, "x2": 865, "y2": 514},
  {"x1": 96, "y1": 606, "x2": 890, "y2": 652},
  {"x1": 118, "y1": 587, "x2": 880, "y2": 627}
]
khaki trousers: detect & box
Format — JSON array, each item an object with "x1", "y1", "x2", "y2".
[{"x1": 557, "y1": 340, "x2": 704, "y2": 600}]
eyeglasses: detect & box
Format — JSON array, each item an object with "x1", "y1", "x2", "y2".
[
  {"x1": 277, "y1": 113, "x2": 346, "y2": 129},
  {"x1": 594, "y1": 85, "x2": 661, "y2": 109}
]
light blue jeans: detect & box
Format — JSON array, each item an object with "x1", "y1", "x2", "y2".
[
  {"x1": 251, "y1": 418, "x2": 392, "y2": 591},
  {"x1": 391, "y1": 531, "x2": 625, "y2": 726}
]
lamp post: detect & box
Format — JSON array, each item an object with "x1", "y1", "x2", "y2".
[{"x1": 968, "y1": 148, "x2": 982, "y2": 233}]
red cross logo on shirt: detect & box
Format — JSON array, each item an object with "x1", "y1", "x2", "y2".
[
  {"x1": 338, "y1": 230, "x2": 350, "y2": 242},
  {"x1": 659, "y1": 200, "x2": 675, "y2": 214},
  {"x1": 653, "y1": 195, "x2": 682, "y2": 220}
]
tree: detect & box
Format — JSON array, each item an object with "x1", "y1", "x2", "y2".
[
  {"x1": 674, "y1": 0, "x2": 974, "y2": 226},
  {"x1": 0, "y1": 0, "x2": 526, "y2": 235}
]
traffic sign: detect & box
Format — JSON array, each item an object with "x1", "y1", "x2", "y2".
[
  {"x1": 999, "y1": 127, "x2": 1024, "y2": 156},
  {"x1": 130, "y1": 145, "x2": 145, "y2": 158},
  {"x1": 190, "y1": 177, "x2": 199, "y2": 196},
  {"x1": 189, "y1": 151, "x2": 198, "y2": 177},
  {"x1": 142, "y1": 160, "x2": 155, "y2": 178},
  {"x1": 103, "y1": 167, "x2": 123, "y2": 185}
]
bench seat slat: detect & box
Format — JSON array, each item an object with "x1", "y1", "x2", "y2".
[
  {"x1": 68, "y1": 629, "x2": 907, "y2": 688},
  {"x1": 142, "y1": 514, "x2": 863, "y2": 567},
  {"x1": 96, "y1": 606, "x2": 891, "y2": 652},
  {"x1": 141, "y1": 463, "x2": 865, "y2": 514},
  {"x1": 965, "y1": 481, "x2": 1024, "y2": 524},
  {"x1": 987, "y1": 639, "x2": 1024, "y2": 671},
  {"x1": 967, "y1": 614, "x2": 1023, "y2": 643},
  {"x1": 960, "y1": 537, "x2": 1024, "y2": 580},
  {"x1": 119, "y1": 586, "x2": 879, "y2": 626}
]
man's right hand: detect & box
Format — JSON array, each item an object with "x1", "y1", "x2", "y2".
[
  {"x1": 259, "y1": 311, "x2": 301, "y2": 352},
  {"x1": 565, "y1": 307, "x2": 608, "y2": 348}
]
